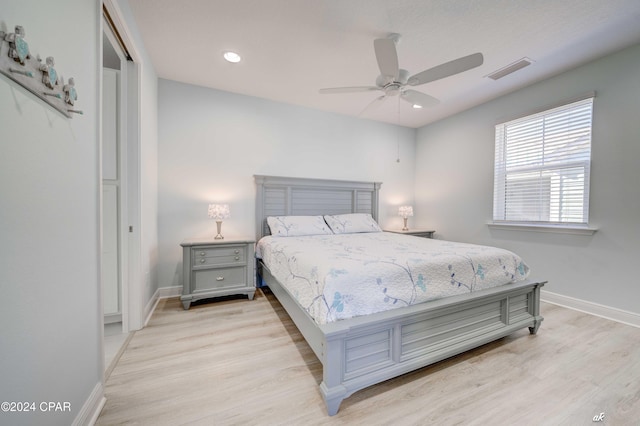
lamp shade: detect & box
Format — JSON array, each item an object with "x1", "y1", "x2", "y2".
[
  {"x1": 208, "y1": 204, "x2": 230, "y2": 220},
  {"x1": 398, "y1": 205, "x2": 414, "y2": 218}
]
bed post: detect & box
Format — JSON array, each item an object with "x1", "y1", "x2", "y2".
[
  {"x1": 528, "y1": 283, "x2": 545, "y2": 334},
  {"x1": 319, "y1": 331, "x2": 349, "y2": 416},
  {"x1": 372, "y1": 182, "x2": 381, "y2": 222},
  {"x1": 255, "y1": 175, "x2": 266, "y2": 241}
]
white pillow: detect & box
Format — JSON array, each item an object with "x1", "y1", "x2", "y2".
[
  {"x1": 324, "y1": 213, "x2": 382, "y2": 234},
  {"x1": 267, "y1": 215, "x2": 333, "y2": 237}
]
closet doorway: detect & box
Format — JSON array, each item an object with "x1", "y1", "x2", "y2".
[{"x1": 101, "y1": 2, "x2": 142, "y2": 375}]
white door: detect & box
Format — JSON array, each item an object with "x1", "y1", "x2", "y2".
[{"x1": 102, "y1": 68, "x2": 121, "y2": 321}]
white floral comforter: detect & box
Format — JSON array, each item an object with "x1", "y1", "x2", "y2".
[{"x1": 256, "y1": 232, "x2": 530, "y2": 325}]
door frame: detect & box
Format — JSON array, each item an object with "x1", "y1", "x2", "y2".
[{"x1": 101, "y1": 0, "x2": 143, "y2": 332}]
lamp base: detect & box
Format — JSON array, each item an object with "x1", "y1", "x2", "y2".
[
  {"x1": 402, "y1": 217, "x2": 409, "y2": 231},
  {"x1": 214, "y1": 220, "x2": 224, "y2": 239}
]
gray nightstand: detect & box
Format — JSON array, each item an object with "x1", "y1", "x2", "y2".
[
  {"x1": 180, "y1": 237, "x2": 256, "y2": 309},
  {"x1": 385, "y1": 229, "x2": 435, "y2": 238}
]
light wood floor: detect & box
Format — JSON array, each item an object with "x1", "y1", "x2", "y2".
[{"x1": 97, "y1": 288, "x2": 640, "y2": 425}]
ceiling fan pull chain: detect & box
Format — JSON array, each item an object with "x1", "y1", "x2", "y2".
[{"x1": 396, "y1": 96, "x2": 401, "y2": 163}]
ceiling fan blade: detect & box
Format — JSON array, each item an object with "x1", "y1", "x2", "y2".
[
  {"x1": 401, "y1": 90, "x2": 439, "y2": 108},
  {"x1": 374, "y1": 38, "x2": 399, "y2": 80},
  {"x1": 319, "y1": 86, "x2": 381, "y2": 94},
  {"x1": 359, "y1": 95, "x2": 387, "y2": 116},
  {"x1": 408, "y1": 52, "x2": 484, "y2": 86}
]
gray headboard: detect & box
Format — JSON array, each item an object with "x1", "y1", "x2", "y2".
[{"x1": 254, "y1": 175, "x2": 382, "y2": 240}]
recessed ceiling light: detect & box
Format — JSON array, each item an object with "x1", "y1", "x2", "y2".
[
  {"x1": 412, "y1": 104, "x2": 423, "y2": 109},
  {"x1": 223, "y1": 51, "x2": 241, "y2": 63}
]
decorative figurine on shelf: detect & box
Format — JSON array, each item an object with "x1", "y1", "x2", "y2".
[
  {"x1": 39, "y1": 56, "x2": 58, "y2": 89},
  {"x1": 63, "y1": 77, "x2": 77, "y2": 106},
  {"x1": 0, "y1": 22, "x2": 83, "y2": 118},
  {"x1": 5, "y1": 25, "x2": 31, "y2": 65}
]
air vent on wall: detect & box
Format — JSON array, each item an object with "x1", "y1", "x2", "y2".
[{"x1": 486, "y1": 57, "x2": 533, "y2": 80}]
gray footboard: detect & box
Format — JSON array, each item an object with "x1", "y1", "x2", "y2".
[
  {"x1": 319, "y1": 280, "x2": 545, "y2": 415},
  {"x1": 261, "y1": 261, "x2": 544, "y2": 416}
]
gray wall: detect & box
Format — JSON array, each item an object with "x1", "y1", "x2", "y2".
[
  {"x1": 414, "y1": 43, "x2": 640, "y2": 315},
  {"x1": 0, "y1": 1, "x2": 102, "y2": 425},
  {"x1": 157, "y1": 79, "x2": 416, "y2": 288}
]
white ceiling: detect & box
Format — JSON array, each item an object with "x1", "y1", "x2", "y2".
[{"x1": 128, "y1": 0, "x2": 640, "y2": 128}]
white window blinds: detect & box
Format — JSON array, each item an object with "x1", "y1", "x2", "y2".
[{"x1": 493, "y1": 97, "x2": 593, "y2": 225}]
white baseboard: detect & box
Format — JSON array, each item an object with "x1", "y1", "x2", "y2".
[
  {"x1": 143, "y1": 288, "x2": 160, "y2": 328},
  {"x1": 541, "y1": 290, "x2": 640, "y2": 328},
  {"x1": 158, "y1": 285, "x2": 182, "y2": 299},
  {"x1": 143, "y1": 286, "x2": 182, "y2": 327},
  {"x1": 72, "y1": 381, "x2": 105, "y2": 426},
  {"x1": 103, "y1": 313, "x2": 122, "y2": 324}
]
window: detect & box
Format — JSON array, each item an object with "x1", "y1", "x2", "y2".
[{"x1": 493, "y1": 96, "x2": 593, "y2": 227}]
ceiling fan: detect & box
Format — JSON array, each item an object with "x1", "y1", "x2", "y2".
[{"x1": 319, "y1": 34, "x2": 484, "y2": 114}]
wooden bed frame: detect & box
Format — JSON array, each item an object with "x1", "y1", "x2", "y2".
[{"x1": 254, "y1": 175, "x2": 545, "y2": 416}]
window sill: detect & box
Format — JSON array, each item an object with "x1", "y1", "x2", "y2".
[{"x1": 488, "y1": 222, "x2": 598, "y2": 235}]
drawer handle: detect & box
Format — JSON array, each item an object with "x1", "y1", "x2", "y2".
[
  {"x1": 234, "y1": 256, "x2": 240, "y2": 261},
  {"x1": 200, "y1": 259, "x2": 206, "y2": 264},
  {"x1": 216, "y1": 277, "x2": 224, "y2": 281},
  {"x1": 200, "y1": 251, "x2": 206, "y2": 256},
  {"x1": 234, "y1": 249, "x2": 240, "y2": 254}
]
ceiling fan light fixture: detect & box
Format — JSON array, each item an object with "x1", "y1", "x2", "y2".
[{"x1": 223, "y1": 51, "x2": 241, "y2": 63}]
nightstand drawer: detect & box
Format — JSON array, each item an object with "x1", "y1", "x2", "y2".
[
  {"x1": 193, "y1": 266, "x2": 247, "y2": 292},
  {"x1": 192, "y1": 246, "x2": 246, "y2": 266}
]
